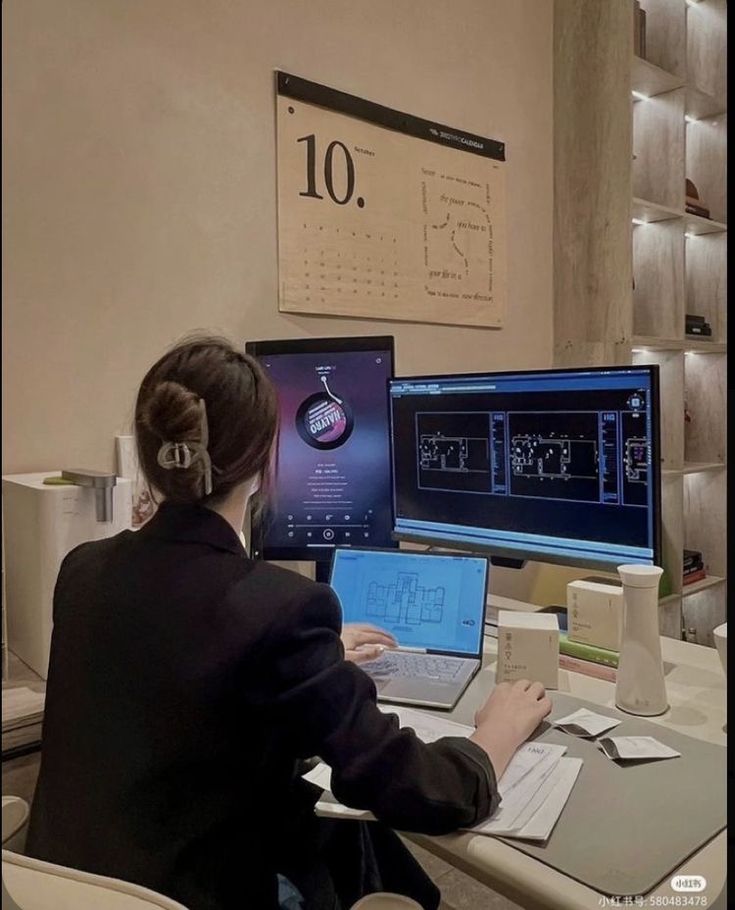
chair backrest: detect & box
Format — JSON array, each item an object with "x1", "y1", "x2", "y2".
[
  {"x1": 2, "y1": 850, "x2": 190, "y2": 910},
  {"x1": 1, "y1": 796, "x2": 30, "y2": 853},
  {"x1": 350, "y1": 894, "x2": 423, "y2": 910}
]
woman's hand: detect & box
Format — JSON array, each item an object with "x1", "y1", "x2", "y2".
[
  {"x1": 470, "y1": 679, "x2": 552, "y2": 779},
  {"x1": 341, "y1": 623, "x2": 398, "y2": 664}
]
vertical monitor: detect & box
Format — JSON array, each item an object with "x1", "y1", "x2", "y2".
[
  {"x1": 246, "y1": 336, "x2": 396, "y2": 562},
  {"x1": 389, "y1": 365, "x2": 661, "y2": 570}
]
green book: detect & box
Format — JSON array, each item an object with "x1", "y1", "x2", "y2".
[{"x1": 559, "y1": 632, "x2": 620, "y2": 668}]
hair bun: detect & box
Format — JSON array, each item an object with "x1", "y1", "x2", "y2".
[{"x1": 141, "y1": 381, "x2": 202, "y2": 442}]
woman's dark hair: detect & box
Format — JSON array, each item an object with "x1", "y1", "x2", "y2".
[{"x1": 135, "y1": 335, "x2": 278, "y2": 510}]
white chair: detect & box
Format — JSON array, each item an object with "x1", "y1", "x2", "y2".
[
  {"x1": 713, "y1": 622, "x2": 726, "y2": 676},
  {"x1": 351, "y1": 895, "x2": 422, "y2": 909},
  {"x1": 2, "y1": 850, "x2": 192, "y2": 910},
  {"x1": 2, "y1": 852, "x2": 421, "y2": 910},
  {"x1": 1, "y1": 796, "x2": 421, "y2": 910},
  {"x1": 2, "y1": 796, "x2": 30, "y2": 853}
]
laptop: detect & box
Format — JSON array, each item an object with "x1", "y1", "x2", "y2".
[{"x1": 329, "y1": 547, "x2": 489, "y2": 710}]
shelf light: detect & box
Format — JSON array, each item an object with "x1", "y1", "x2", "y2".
[
  {"x1": 631, "y1": 348, "x2": 649, "y2": 354},
  {"x1": 684, "y1": 232, "x2": 694, "y2": 239},
  {"x1": 632, "y1": 218, "x2": 647, "y2": 226},
  {"x1": 631, "y1": 91, "x2": 649, "y2": 101},
  {"x1": 685, "y1": 115, "x2": 698, "y2": 124}
]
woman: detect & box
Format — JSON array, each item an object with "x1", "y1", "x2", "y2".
[{"x1": 26, "y1": 336, "x2": 551, "y2": 910}]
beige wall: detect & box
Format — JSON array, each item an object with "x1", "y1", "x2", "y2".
[{"x1": 2, "y1": 0, "x2": 553, "y2": 475}]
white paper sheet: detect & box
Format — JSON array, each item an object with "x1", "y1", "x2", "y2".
[
  {"x1": 483, "y1": 745, "x2": 566, "y2": 831},
  {"x1": 552, "y1": 708, "x2": 622, "y2": 738},
  {"x1": 497, "y1": 741, "x2": 566, "y2": 795},
  {"x1": 508, "y1": 757, "x2": 583, "y2": 841},
  {"x1": 599, "y1": 736, "x2": 681, "y2": 761},
  {"x1": 302, "y1": 762, "x2": 332, "y2": 790},
  {"x1": 377, "y1": 704, "x2": 474, "y2": 742},
  {"x1": 303, "y1": 706, "x2": 574, "y2": 836},
  {"x1": 470, "y1": 757, "x2": 558, "y2": 835},
  {"x1": 315, "y1": 791, "x2": 375, "y2": 820}
]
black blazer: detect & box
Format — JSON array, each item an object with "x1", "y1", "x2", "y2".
[{"x1": 26, "y1": 503, "x2": 498, "y2": 909}]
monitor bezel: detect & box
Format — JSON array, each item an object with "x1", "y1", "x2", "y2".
[
  {"x1": 388, "y1": 363, "x2": 662, "y2": 573},
  {"x1": 245, "y1": 335, "x2": 397, "y2": 563},
  {"x1": 327, "y1": 544, "x2": 490, "y2": 659}
]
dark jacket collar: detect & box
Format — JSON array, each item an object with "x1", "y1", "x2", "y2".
[{"x1": 138, "y1": 502, "x2": 246, "y2": 556}]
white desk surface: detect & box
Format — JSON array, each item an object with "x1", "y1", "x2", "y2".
[{"x1": 407, "y1": 632, "x2": 727, "y2": 910}]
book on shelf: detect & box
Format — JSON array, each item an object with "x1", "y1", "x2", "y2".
[
  {"x1": 685, "y1": 323, "x2": 713, "y2": 337},
  {"x1": 684, "y1": 548, "x2": 703, "y2": 568},
  {"x1": 559, "y1": 653, "x2": 617, "y2": 683},
  {"x1": 684, "y1": 180, "x2": 710, "y2": 218},
  {"x1": 683, "y1": 569, "x2": 707, "y2": 586},
  {"x1": 559, "y1": 632, "x2": 619, "y2": 668},
  {"x1": 685, "y1": 199, "x2": 711, "y2": 219},
  {"x1": 632, "y1": 1, "x2": 641, "y2": 56},
  {"x1": 638, "y1": 9, "x2": 646, "y2": 60},
  {"x1": 632, "y1": 1, "x2": 646, "y2": 59}
]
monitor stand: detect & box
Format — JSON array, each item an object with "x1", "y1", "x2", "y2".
[
  {"x1": 314, "y1": 561, "x2": 331, "y2": 584},
  {"x1": 489, "y1": 556, "x2": 526, "y2": 570}
]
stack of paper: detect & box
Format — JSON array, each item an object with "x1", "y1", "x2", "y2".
[
  {"x1": 468, "y1": 747, "x2": 582, "y2": 841},
  {"x1": 302, "y1": 705, "x2": 582, "y2": 841},
  {"x1": 2, "y1": 685, "x2": 46, "y2": 754},
  {"x1": 1, "y1": 686, "x2": 45, "y2": 730}
]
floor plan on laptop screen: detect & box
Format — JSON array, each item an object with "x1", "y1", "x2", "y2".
[{"x1": 331, "y1": 550, "x2": 486, "y2": 654}]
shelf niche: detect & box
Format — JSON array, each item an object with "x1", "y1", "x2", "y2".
[
  {"x1": 686, "y1": 0, "x2": 727, "y2": 102},
  {"x1": 633, "y1": 88, "x2": 685, "y2": 210},
  {"x1": 686, "y1": 114, "x2": 727, "y2": 226},
  {"x1": 633, "y1": 219, "x2": 685, "y2": 338},
  {"x1": 683, "y1": 351, "x2": 726, "y2": 464},
  {"x1": 685, "y1": 231, "x2": 727, "y2": 343},
  {"x1": 638, "y1": 0, "x2": 687, "y2": 78}
]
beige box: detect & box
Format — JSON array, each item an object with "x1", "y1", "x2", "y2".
[
  {"x1": 567, "y1": 579, "x2": 623, "y2": 652},
  {"x1": 496, "y1": 611, "x2": 559, "y2": 689}
]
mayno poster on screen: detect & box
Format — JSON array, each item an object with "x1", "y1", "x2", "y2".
[{"x1": 275, "y1": 72, "x2": 507, "y2": 329}]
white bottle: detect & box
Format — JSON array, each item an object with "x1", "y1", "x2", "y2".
[{"x1": 615, "y1": 564, "x2": 668, "y2": 716}]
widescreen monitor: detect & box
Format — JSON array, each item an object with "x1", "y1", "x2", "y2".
[
  {"x1": 246, "y1": 336, "x2": 397, "y2": 566},
  {"x1": 389, "y1": 365, "x2": 661, "y2": 571}
]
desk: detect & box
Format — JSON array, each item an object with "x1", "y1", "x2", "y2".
[{"x1": 406, "y1": 632, "x2": 727, "y2": 910}]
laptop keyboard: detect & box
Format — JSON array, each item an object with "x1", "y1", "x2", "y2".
[{"x1": 366, "y1": 651, "x2": 463, "y2": 682}]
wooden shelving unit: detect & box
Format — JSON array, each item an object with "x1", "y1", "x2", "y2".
[
  {"x1": 553, "y1": 0, "x2": 725, "y2": 647},
  {"x1": 629, "y1": 0, "x2": 726, "y2": 645}
]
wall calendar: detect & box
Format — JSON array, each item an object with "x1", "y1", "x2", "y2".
[{"x1": 276, "y1": 72, "x2": 507, "y2": 329}]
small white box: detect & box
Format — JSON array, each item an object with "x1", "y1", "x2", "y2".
[
  {"x1": 496, "y1": 611, "x2": 559, "y2": 689},
  {"x1": 567, "y1": 579, "x2": 623, "y2": 652}
]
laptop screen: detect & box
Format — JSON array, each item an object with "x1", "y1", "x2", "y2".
[{"x1": 330, "y1": 548, "x2": 488, "y2": 656}]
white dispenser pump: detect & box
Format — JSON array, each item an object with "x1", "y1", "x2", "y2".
[{"x1": 615, "y1": 564, "x2": 668, "y2": 716}]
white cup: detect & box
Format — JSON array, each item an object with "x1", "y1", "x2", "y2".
[{"x1": 713, "y1": 623, "x2": 727, "y2": 676}]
